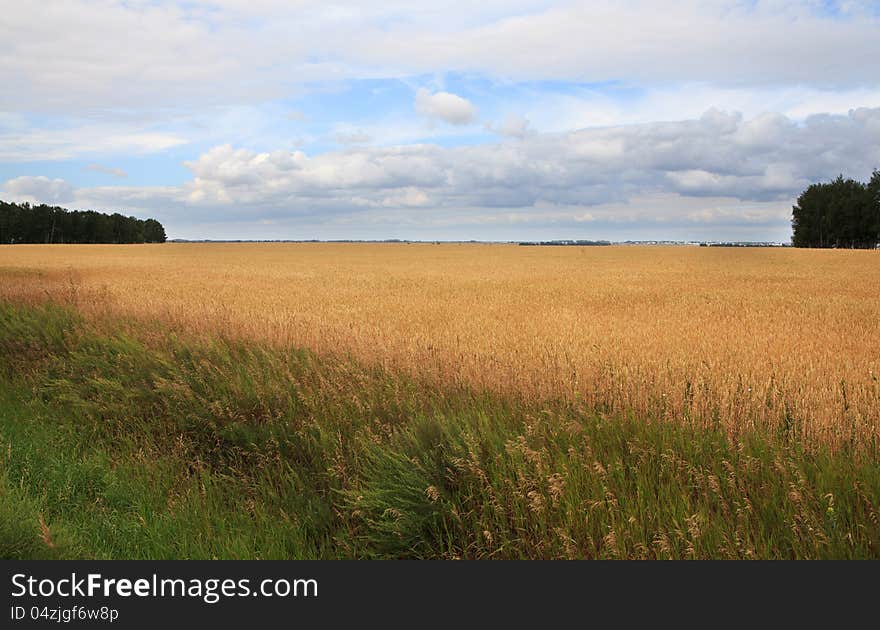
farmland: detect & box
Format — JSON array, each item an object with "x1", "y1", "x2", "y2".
[
  {"x1": 3, "y1": 243, "x2": 878, "y2": 449},
  {"x1": 0, "y1": 243, "x2": 878, "y2": 558}
]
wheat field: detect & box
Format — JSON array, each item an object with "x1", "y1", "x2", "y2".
[{"x1": 1, "y1": 243, "x2": 878, "y2": 449}]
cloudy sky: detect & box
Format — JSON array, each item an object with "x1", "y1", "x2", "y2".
[{"x1": 2, "y1": 1, "x2": 879, "y2": 241}]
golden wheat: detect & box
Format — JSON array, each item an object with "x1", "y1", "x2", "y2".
[{"x1": 1, "y1": 243, "x2": 878, "y2": 449}]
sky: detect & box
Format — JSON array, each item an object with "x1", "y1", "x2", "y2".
[{"x1": 1, "y1": 1, "x2": 879, "y2": 242}]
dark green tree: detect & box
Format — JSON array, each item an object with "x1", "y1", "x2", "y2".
[
  {"x1": 868, "y1": 170, "x2": 880, "y2": 247},
  {"x1": 0, "y1": 200, "x2": 167, "y2": 245},
  {"x1": 143, "y1": 219, "x2": 167, "y2": 243},
  {"x1": 792, "y1": 174, "x2": 879, "y2": 248}
]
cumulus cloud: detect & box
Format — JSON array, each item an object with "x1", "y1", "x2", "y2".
[
  {"x1": 415, "y1": 88, "x2": 478, "y2": 125},
  {"x1": 3, "y1": 2, "x2": 876, "y2": 243},
  {"x1": 174, "y1": 108, "x2": 879, "y2": 213},
  {"x1": 10, "y1": 107, "x2": 878, "y2": 232},
  {"x1": 1, "y1": 176, "x2": 76, "y2": 204},
  {"x1": 2, "y1": 1, "x2": 878, "y2": 171}
]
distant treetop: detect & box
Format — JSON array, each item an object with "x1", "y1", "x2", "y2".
[
  {"x1": 792, "y1": 171, "x2": 880, "y2": 249},
  {"x1": 0, "y1": 200, "x2": 166, "y2": 244}
]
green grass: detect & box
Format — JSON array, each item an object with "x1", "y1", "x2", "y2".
[{"x1": 1, "y1": 300, "x2": 878, "y2": 559}]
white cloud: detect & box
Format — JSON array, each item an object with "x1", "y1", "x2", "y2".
[
  {"x1": 0, "y1": 2, "x2": 876, "y2": 124},
  {"x1": 488, "y1": 113, "x2": 532, "y2": 138},
  {"x1": 1, "y1": 176, "x2": 76, "y2": 204},
  {"x1": 18, "y1": 106, "x2": 871, "y2": 240},
  {"x1": 515, "y1": 84, "x2": 880, "y2": 135},
  {"x1": 379, "y1": 187, "x2": 431, "y2": 208},
  {"x1": 10, "y1": 108, "x2": 880, "y2": 235},
  {"x1": 334, "y1": 130, "x2": 373, "y2": 145},
  {"x1": 350, "y1": 1, "x2": 880, "y2": 87},
  {"x1": 0, "y1": 123, "x2": 186, "y2": 162},
  {"x1": 415, "y1": 88, "x2": 478, "y2": 125},
  {"x1": 2, "y1": 2, "x2": 878, "y2": 164},
  {"x1": 85, "y1": 164, "x2": 128, "y2": 178},
  {"x1": 3, "y1": 3, "x2": 879, "y2": 240}
]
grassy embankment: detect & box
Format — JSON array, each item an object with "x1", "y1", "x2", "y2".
[{"x1": 1, "y1": 299, "x2": 878, "y2": 559}]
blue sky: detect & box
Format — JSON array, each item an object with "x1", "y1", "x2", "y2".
[{"x1": 1, "y1": 1, "x2": 878, "y2": 241}]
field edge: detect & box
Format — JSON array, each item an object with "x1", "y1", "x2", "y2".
[{"x1": 1, "y1": 299, "x2": 879, "y2": 559}]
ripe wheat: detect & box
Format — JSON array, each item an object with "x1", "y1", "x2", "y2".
[{"x1": 1, "y1": 243, "x2": 877, "y2": 449}]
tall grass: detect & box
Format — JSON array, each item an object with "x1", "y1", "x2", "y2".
[{"x1": 1, "y1": 300, "x2": 877, "y2": 559}]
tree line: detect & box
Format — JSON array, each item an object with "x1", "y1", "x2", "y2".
[
  {"x1": 792, "y1": 171, "x2": 880, "y2": 248},
  {"x1": 0, "y1": 200, "x2": 166, "y2": 244}
]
